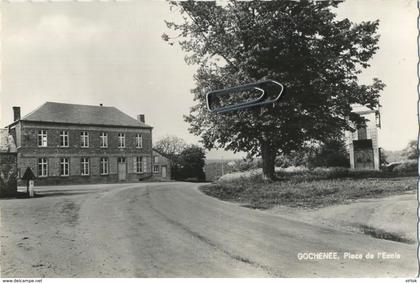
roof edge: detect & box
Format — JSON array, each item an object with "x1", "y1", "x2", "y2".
[{"x1": 11, "y1": 120, "x2": 153, "y2": 129}]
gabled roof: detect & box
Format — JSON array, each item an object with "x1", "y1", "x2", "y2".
[
  {"x1": 153, "y1": 148, "x2": 169, "y2": 158},
  {"x1": 15, "y1": 102, "x2": 152, "y2": 128}
]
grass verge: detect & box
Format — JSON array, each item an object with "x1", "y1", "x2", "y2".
[{"x1": 200, "y1": 175, "x2": 417, "y2": 209}]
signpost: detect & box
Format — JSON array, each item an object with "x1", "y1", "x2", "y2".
[{"x1": 206, "y1": 79, "x2": 284, "y2": 113}]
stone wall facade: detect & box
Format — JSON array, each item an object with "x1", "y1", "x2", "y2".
[{"x1": 11, "y1": 121, "x2": 156, "y2": 186}]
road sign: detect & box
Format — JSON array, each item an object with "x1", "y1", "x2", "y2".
[{"x1": 22, "y1": 167, "x2": 36, "y2": 181}]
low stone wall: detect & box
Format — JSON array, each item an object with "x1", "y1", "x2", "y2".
[{"x1": 0, "y1": 153, "x2": 18, "y2": 197}]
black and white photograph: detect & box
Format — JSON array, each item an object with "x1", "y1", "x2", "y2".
[{"x1": 0, "y1": 0, "x2": 418, "y2": 279}]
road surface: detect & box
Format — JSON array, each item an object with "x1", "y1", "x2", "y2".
[{"x1": 0, "y1": 182, "x2": 418, "y2": 277}]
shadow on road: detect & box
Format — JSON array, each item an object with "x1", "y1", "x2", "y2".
[{"x1": 34, "y1": 191, "x2": 98, "y2": 198}]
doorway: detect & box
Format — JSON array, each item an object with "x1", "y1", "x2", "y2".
[
  {"x1": 161, "y1": 166, "x2": 167, "y2": 178},
  {"x1": 353, "y1": 140, "x2": 375, "y2": 170},
  {"x1": 118, "y1": 157, "x2": 126, "y2": 181}
]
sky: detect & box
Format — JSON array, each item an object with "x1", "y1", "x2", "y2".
[{"x1": 0, "y1": 0, "x2": 417, "y2": 159}]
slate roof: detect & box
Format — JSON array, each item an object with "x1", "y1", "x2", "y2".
[{"x1": 17, "y1": 102, "x2": 152, "y2": 128}]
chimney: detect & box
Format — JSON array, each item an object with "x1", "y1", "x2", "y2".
[
  {"x1": 137, "y1": 114, "x2": 145, "y2": 123},
  {"x1": 12, "y1": 106, "x2": 21, "y2": 121}
]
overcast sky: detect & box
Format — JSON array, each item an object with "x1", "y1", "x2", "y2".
[{"x1": 0, "y1": 0, "x2": 417, "y2": 159}]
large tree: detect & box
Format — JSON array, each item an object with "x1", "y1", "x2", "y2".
[
  {"x1": 154, "y1": 135, "x2": 187, "y2": 179},
  {"x1": 163, "y1": 0, "x2": 384, "y2": 180},
  {"x1": 176, "y1": 145, "x2": 206, "y2": 181},
  {"x1": 154, "y1": 135, "x2": 187, "y2": 160}
]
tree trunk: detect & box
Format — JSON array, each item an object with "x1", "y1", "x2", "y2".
[{"x1": 261, "y1": 142, "x2": 276, "y2": 181}]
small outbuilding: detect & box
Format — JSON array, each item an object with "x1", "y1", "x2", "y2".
[
  {"x1": 152, "y1": 150, "x2": 171, "y2": 180},
  {"x1": 345, "y1": 105, "x2": 381, "y2": 170}
]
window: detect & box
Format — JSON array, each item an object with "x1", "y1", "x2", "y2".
[
  {"x1": 153, "y1": 165, "x2": 159, "y2": 173},
  {"x1": 153, "y1": 156, "x2": 159, "y2": 163},
  {"x1": 81, "y1": 157, "x2": 90, "y2": 175},
  {"x1": 357, "y1": 126, "x2": 367, "y2": 140},
  {"x1": 118, "y1": 133, "x2": 125, "y2": 148},
  {"x1": 118, "y1": 157, "x2": 126, "y2": 163},
  {"x1": 143, "y1": 157, "x2": 147, "y2": 173},
  {"x1": 60, "y1": 158, "x2": 69, "y2": 176},
  {"x1": 37, "y1": 130, "x2": 47, "y2": 147},
  {"x1": 38, "y1": 158, "x2": 48, "y2": 177},
  {"x1": 80, "y1": 131, "x2": 89, "y2": 147},
  {"x1": 100, "y1": 132, "x2": 108, "y2": 148},
  {"x1": 136, "y1": 134, "x2": 143, "y2": 148},
  {"x1": 375, "y1": 112, "x2": 381, "y2": 128},
  {"x1": 100, "y1": 157, "x2": 109, "y2": 175},
  {"x1": 134, "y1": 157, "x2": 143, "y2": 173},
  {"x1": 60, "y1": 131, "x2": 69, "y2": 147}
]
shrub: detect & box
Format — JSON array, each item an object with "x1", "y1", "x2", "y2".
[
  {"x1": 275, "y1": 150, "x2": 309, "y2": 168},
  {"x1": 312, "y1": 167, "x2": 349, "y2": 178},
  {"x1": 306, "y1": 139, "x2": 350, "y2": 168},
  {"x1": 393, "y1": 160, "x2": 418, "y2": 174},
  {"x1": 233, "y1": 159, "x2": 261, "y2": 172},
  {"x1": 173, "y1": 145, "x2": 206, "y2": 181}
]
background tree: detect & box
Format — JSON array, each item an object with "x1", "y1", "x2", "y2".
[
  {"x1": 275, "y1": 148, "x2": 312, "y2": 168},
  {"x1": 402, "y1": 140, "x2": 418, "y2": 160},
  {"x1": 175, "y1": 145, "x2": 206, "y2": 181},
  {"x1": 154, "y1": 135, "x2": 187, "y2": 179},
  {"x1": 164, "y1": 0, "x2": 384, "y2": 180},
  {"x1": 154, "y1": 136, "x2": 206, "y2": 181},
  {"x1": 154, "y1": 135, "x2": 187, "y2": 159},
  {"x1": 306, "y1": 139, "x2": 350, "y2": 168},
  {"x1": 154, "y1": 135, "x2": 187, "y2": 180}
]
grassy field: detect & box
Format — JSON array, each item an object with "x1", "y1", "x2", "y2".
[{"x1": 200, "y1": 175, "x2": 417, "y2": 209}]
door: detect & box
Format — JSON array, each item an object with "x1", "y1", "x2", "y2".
[
  {"x1": 353, "y1": 139, "x2": 375, "y2": 170},
  {"x1": 161, "y1": 166, "x2": 167, "y2": 178},
  {"x1": 118, "y1": 157, "x2": 126, "y2": 181},
  {"x1": 354, "y1": 149, "x2": 374, "y2": 169}
]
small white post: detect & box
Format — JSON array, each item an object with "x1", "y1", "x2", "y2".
[{"x1": 28, "y1": 180, "x2": 35, "y2": 197}]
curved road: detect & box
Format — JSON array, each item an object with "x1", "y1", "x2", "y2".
[{"x1": 0, "y1": 182, "x2": 417, "y2": 277}]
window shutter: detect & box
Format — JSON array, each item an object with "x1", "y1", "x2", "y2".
[{"x1": 143, "y1": 157, "x2": 147, "y2": 173}]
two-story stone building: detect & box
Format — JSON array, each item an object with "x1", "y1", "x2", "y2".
[{"x1": 6, "y1": 102, "x2": 170, "y2": 185}]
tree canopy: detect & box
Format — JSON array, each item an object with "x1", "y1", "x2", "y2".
[
  {"x1": 164, "y1": 0, "x2": 384, "y2": 179},
  {"x1": 402, "y1": 140, "x2": 418, "y2": 160},
  {"x1": 154, "y1": 136, "x2": 206, "y2": 180},
  {"x1": 154, "y1": 135, "x2": 187, "y2": 160},
  {"x1": 175, "y1": 145, "x2": 206, "y2": 181}
]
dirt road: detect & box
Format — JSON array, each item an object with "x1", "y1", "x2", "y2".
[
  {"x1": 0, "y1": 182, "x2": 418, "y2": 277},
  {"x1": 268, "y1": 191, "x2": 418, "y2": 243}
]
